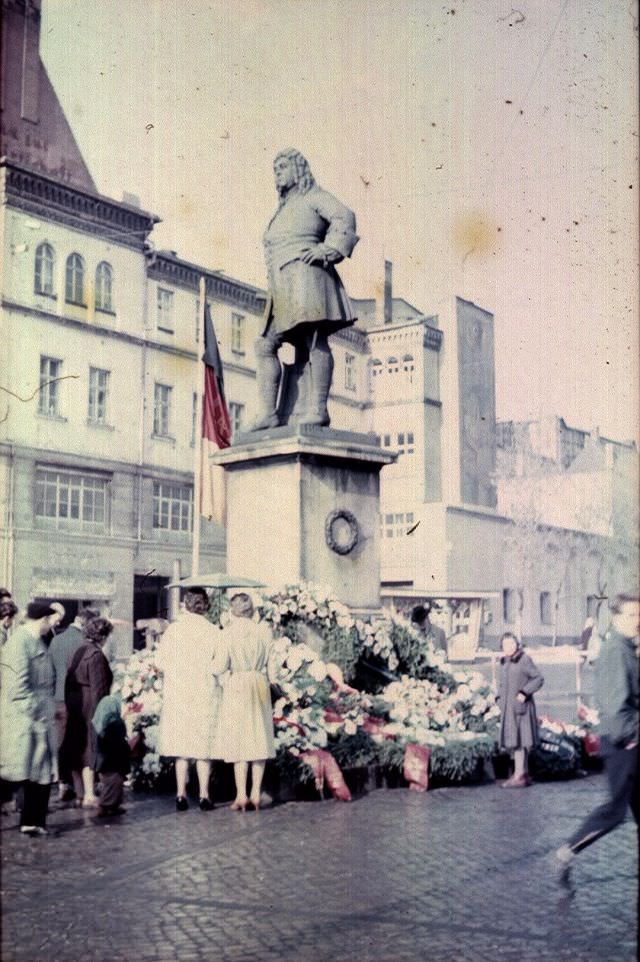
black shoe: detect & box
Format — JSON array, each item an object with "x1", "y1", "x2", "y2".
[
  {"x1": 97, "y1": 806, "x2": 127, "y2": 817},
  {"x1": 199, "y1": 797, "x2": 214, "y2": 811},
  {"x1": 176, "y1": 796, "x2": 189, "y2": 812}
]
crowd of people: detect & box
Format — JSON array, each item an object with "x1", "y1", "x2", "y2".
[
  {"x1": 0, "y1": 583, "x2": 637, "y2": 873},
  {"x1": 0, "y1": 595, "x2": 130, "y2": 834},
  {"x1": 0, "y1": 586, "x2": 278, "y2": 831}
]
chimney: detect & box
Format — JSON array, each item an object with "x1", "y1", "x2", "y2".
[
  {"x1": 21, "y1": 0, "x2": 42, "y2": 122},
  {"x1": 384, "y1": 259, "x2": 393, "y2": 325}
]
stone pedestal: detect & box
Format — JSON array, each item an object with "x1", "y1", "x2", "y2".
[{"x1": 212, "y1": 425, "x2": 396, "y2": 612}]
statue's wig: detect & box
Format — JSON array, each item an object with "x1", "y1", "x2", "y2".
[{"x1": 274, "y1": 148, "x2": 316, "y2": 205}]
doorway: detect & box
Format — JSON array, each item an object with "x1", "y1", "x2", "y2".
[{"x1": 133, "y1": 574, "x2": 170, "y2": 650}]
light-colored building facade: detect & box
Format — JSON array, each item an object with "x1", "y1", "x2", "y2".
[{"x1": 1, "y1": 0, "x2": 637, "y2": 655}]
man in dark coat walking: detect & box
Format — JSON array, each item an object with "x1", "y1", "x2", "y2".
[{"x1": 554, "y1": 593, "x2": 639, "y2": 881}]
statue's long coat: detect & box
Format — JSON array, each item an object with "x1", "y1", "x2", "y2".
[{"x1": 262, "y1": 186, "x2": 359, "y2": 341}]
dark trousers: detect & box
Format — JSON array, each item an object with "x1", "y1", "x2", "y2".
[
  {"x1": 20, "y1": 782, "x2": 51, "y2": 829},
  {"x1": 568, "y1": 740, "x2": 638, "y2": 853},
  {"x1": 54, "y1": 701, "x2": 71, "y2": 783}
]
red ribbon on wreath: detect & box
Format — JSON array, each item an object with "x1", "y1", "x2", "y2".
[
  {"x1": 582, "y1": 732, "x2": 601, "y2": 757},
  {"x1": 323, "y1": 709, "x2": 345, "y2": 724},
  {"x1": 299, "y1": 749, "x2": 352, "y2": 802},
  {"x1": 403, "y1": 743, "x2": 431, "y2": 792},
  {"x1": 273, "y1": 716, "x2": 306, "y2": 736},
  {"x1": 363, "y1": 714, "x2": 395, "y2": 739}
]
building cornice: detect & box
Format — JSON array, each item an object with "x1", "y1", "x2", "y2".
[
  {"x1": 8, "y1": 527, "x2": 225, "y2": 555},
  {"x1": 3, "y1": 299, "x2": 199, "y2": 361},
  {"x1": 1, "y1": 440, "x2": 200, "y2": 482},
  {"x1": 368, "y1": 318, "x2": 443, "y2": 352},
  {"x1": 148, "y1": 253, "x2": 267, "y2": 315},
  {"x1": 330, "y1": 325, "x2": 370, "y2": 353},
  {"x1": 1, "y1": 159, "x2": 159, "y2": 251}
]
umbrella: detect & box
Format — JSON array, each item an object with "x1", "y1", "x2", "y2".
[{"x1": 167, "y1": 573, "x2": 267, "y2": 590}]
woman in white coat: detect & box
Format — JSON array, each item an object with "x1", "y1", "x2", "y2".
[
  {"x1": 156, "y1": 589, "x2": 223, "y2": 811},
  {"x1": 213, "y1": 593, "x2": 275, "y2": 811}
]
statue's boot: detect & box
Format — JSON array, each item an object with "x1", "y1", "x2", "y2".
[
  {"x1": 249, "y1": 349, "x2": 281, "y2": 431},
  {"x1": 300, "y1": 340, "x2": 333, "y2": 426}
]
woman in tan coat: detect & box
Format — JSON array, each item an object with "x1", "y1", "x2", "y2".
[{"x1": 213, "y1": 593, "x2": 275, "y2": 810}]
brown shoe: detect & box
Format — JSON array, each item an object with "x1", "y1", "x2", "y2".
[{"x1": 501, "y1": 775, "x2": 528, "y2": 788}]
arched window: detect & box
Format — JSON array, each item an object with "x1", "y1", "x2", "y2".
[
  {"x1": 95, "y1": 261, "x2": 114, "y2": 312},
  {"x1": 370, "y1": 358, "x2": 382, "y2": 377},
  {"x1": 387, "y1": 356, "x2": 399, "y2": 374},
  {"x1": 65, "y1": 253, "x2": 85, "y2": 305},
  {"x1": 34, "y1": 243, "x2": 55, "y2": 296},
  {"x1": 403, "y1": 353, "x2": 414, "y2": 373}
]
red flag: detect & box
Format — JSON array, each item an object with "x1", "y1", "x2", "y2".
[
  {"x1": 202, "y1": 302, "x2": 232, "y2": 448},
  {"x1": 200, "y1": 302, "x2": 231, "y2": 522}
]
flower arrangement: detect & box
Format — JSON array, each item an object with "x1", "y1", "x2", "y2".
[
  {"x1": 113, "y1": 583, "x2": 500, "y2": 790},
  {"x1": 111, "y1": 648, "x2": 172, "y2": 787}
]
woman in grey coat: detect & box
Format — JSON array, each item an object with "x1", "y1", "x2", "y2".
[
  {"x1": 497, "y1": 632, "x2": 544, "y2": 788},
  {"x1": 0, "y1": 602, "x2": 58, "y2": 834}
]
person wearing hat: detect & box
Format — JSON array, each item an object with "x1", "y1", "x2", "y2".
[
  {"x1": 0, "y1": 602, "x2": 59, "y2": 835},
  {"x1": 212, "y1": 593, "x2": 276, "y2": 811}
]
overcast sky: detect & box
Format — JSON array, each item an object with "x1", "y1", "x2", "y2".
[{"x1": 40, "y1": 0, "x2": 638, "y2": 443}]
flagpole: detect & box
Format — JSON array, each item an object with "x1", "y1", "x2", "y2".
[{"x1": 191, "y1": 276, "x2": 207, "y2": 577}]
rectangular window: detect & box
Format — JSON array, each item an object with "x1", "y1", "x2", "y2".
[
  {"x1": 383, "y1": 434, "x2": 391, "y2": 447},
  {"x1": 35, "y1": 467, "x2": 109, "y2": 530},
  {"x1": 381, "y1": 511, "x2": 415, "y2": 538},
  {"x1": 345, "y1": 353, "x2": 356, "y2": 391},
  {"x1": 396, "y1": 432, "x2": 415, "y2": 457},
  {"x1": 38, "y1": 356, "x2": 62, "y2": 416},
  {"x1": 88, "y1": 367, "x2": 110, "y2": 423},
  {"x1": 231, "y1": 312, "x2": 245, "y2": 354},
  {"x1": 157, "y1": 288, "x2": 174, "y2": 333},
  {"x1": 153, "y1": 383, "x2": 172, "y2": 437},
  {"x1": 503, "y1": 588, "x2": 517, "y2": 624},
  {"x1": 229, "y1": 401, "x2": 245, "y2": 437},
  {"x1": 152, "y1": 481, "x2": 193, "y2": 532},
  {"x1": 539, "y1": 591, "x2": 553, "y2": 625}
]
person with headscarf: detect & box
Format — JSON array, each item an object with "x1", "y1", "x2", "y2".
[
  {"x1": 92, "y1": 694, "x2": 130, "y2": 817},
  {"x1": 250, "y1": 148, "x2": 359, "y2": 430},
  {"x1": 212, "y1": 593, "x2": 276, "y2": 811},
  {"x1": 497, "y1": 632, "x2": 544, "y2": 788},
  {"x1": 0, "y1": 602, "x2": 58, "y2": 835},
  {"x1": 60, "y1": 616, "x2": 114, "y2": 807},
  {"x1": 156, "y1": 588, "x2": 223, "y2": 812}
]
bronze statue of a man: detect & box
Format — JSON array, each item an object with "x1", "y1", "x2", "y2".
[{"x1": 250, "y1": 149, "x2": 359, "y2": 430}]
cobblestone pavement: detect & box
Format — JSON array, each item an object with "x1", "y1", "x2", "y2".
[{"x1": 1, "y1": 773, "x2": 636, "y2": 962}]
